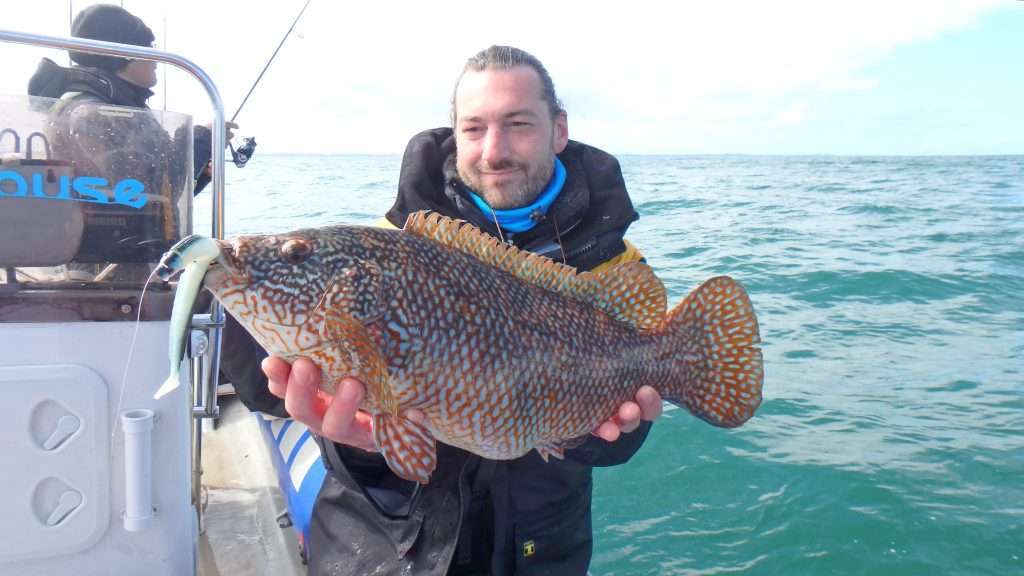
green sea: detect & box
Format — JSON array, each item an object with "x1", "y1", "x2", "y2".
[{"x1": 198, "y1": 154, "x2": 1023, "y2": 575}]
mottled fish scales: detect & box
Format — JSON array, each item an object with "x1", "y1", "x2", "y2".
[{"x1": 189, "y1": 211, "x2": 763, "y2": 483}]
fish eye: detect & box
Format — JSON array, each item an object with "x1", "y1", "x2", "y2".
[{"x1": 279, "y1": 238, "x2": 313, "y2": 264}]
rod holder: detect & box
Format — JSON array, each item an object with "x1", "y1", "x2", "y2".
[{"x1": 121, "y1": 409, "x2": 155, "y2": 532}]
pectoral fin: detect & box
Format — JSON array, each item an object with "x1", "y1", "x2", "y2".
[
  {"x1": 535, "y1": 435, "x2": 587, "y2": 462},
  {"x1": 315, "y1": 308, "x2": 393, "y2": 410},
  {"x1": 535, "y1": 442, "x2": 566, "y2": 463},
  {"x1": 373, "y1": 414, "x2": 437, "y2": 484},
  {"x1": 315, "y1": 279, "x2": 395, "y2": 414}
]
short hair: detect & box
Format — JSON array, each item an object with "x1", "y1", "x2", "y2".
[{"x1": 450, "y1": 45, "x2": 564, "y2": 126}]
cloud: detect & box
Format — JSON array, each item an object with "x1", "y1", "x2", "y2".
[
  {"x1": 770, "y1": 100, "x2": 810, "y2": 127},
  {"x1": 1, "y1": 0, "x2": 1008, "y2": 153}
]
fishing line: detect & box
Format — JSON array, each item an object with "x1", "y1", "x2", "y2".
[
  {"x1": 111, "y1": 265, "x2": 162, "y2": 451},
  {"x1": 229, "y1": 0, "x2": 312, "y2": 124},
  {"x1": 487, "y1": 204, "x2": 507, "y2": 244},
  {"x1": 477, "y1": 207, "x2": 518, "y2": 326},
  {"x1": 550, "y1": 205, "x2": 567, "y2": 264},
  {"x1": 309, "y1": 270, "x2": 338, "y2": 319},
  {"x1": 223, "y1": 0, "x2": 311, "y2": 166}
]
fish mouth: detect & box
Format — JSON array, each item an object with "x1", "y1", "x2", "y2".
[{"x1": 156, "y1": 235, "x2": 238, "y2": 282}]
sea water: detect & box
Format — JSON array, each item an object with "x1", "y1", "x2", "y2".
[{"x1": 196, "y1": 154, "x2": 1023, "y2": 575}]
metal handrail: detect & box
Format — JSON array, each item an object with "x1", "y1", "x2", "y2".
[
  {"x1": 0, "y1": 29, "x2": 227, "y2": 525},
  {"x1": 0, "y1": 30, "x2": 226, "y2": 237}
]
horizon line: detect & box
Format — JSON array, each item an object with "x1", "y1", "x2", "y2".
[{"x1": 247, "y1": 152, "x2": 1024, "y2": 158}]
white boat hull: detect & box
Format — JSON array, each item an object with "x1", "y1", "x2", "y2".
[{"x1": 0, "y1": 321, "x2": 196, "y2": 576}]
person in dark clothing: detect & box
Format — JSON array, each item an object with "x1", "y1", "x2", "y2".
[
  {"x1": 25, "y1": 3, "x2": 234, "y2": 271},
  {"x1": 253, "y1": 45, "x2": 663, "y2": 575},
  {"x1": 27, "y1": 4, "x2": 231, "y2": 197}
]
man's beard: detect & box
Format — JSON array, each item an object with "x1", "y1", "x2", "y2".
[{"x1": 458, "y1": 155, "x2": 554, "y2": 210}]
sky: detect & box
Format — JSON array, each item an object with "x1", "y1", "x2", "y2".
[{"x1": 1, "y1": 0, "x2": 1021, "y2": 155}]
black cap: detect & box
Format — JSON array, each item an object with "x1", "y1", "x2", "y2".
[{"x1": 69, "y1": 4, "x2": 155, "y2": 71}]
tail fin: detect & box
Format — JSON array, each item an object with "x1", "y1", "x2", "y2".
[
  {"x1": 153, "y1": 371, "x2": 180, "y2": 400},
  {"x1": 660, "y1": 276, "x2": 763, "y2": 427}
]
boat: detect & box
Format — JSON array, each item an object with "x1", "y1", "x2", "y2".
[{"x1": 0, "y1": 29, "x2": 319, "y2": 576}]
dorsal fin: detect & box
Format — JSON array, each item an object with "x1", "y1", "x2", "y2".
[
  {"x1": 578, "y1": 261, "x2": 667, "y2": 331},
  {"x1": 403, "y1": 211, "x2": 666, "y2": 331}
]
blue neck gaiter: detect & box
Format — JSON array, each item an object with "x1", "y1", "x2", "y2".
[{"x1": 466, "y1": 157, "x2": 566, "y2": 234}]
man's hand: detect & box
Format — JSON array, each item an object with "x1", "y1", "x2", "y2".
[
  {"x1": 200, "y1": 121, "x2": 240, "y2": 178},
  {"x1": 263, "y1": 356, "x2": 378, "y2": 452},
  {"x1": 202, "y1": 120, "x2": 239, "y2": 142},
  {"x1": 592, "y1": 385, "x2": 663, "y2": 442}
]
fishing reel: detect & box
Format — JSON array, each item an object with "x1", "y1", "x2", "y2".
[{"x1": 230, "y1": 136, "x2": 257, "y2": 168}]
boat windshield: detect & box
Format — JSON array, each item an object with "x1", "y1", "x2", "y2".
[{"x1": 0, "y1": 94, "x2": 193, "y2": 322}]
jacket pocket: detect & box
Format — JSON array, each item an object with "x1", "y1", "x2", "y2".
[{"x1": 513, "y1": 494, "x2": 593, "y2": 576}]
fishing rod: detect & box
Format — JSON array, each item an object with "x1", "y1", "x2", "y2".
[{"x1": 227, "y1": 0, "x2": 312, "y2": 167}]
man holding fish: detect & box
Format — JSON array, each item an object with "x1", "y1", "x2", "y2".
[{"x1": 206, "y1": 45, "x2": 761, "y2": 575}]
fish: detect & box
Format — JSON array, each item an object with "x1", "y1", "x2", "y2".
[{"x1": 160, "y1": 211, "x2": 764, "y2": 483}]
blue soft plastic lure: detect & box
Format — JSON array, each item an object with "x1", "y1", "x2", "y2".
[{"x1": 153, "y1": 235, "x2": 222, "y2": 400}]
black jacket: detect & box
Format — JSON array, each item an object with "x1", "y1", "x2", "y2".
[
  {"x1": 307, "y1": 128, "x2": 651, "y2": 576},
  {"x1": 386, "y1": 128, "x2": 639, "y2": 271}
]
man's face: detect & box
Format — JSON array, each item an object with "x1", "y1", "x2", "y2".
[
  {"x1": 454, "y1": 66, "x2": 568, "y2": 210},
  {"x1": 119, "y1": 58, "x2": 158, "y2": 89}
]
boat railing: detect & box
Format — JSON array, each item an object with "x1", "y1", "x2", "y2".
[{"x1": 0, "y1": 28, "x2": 228, "y2": 531}]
